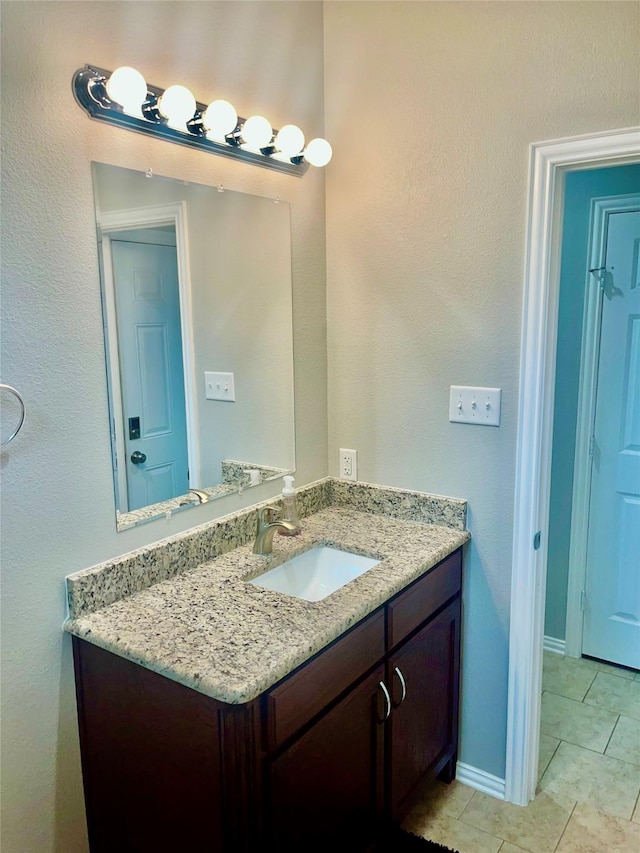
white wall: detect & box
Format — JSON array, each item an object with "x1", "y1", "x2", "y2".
[
  {"x1": 323, "y1": 1, "x2": 640, "y2": 778},
  {"x1": 0, "y1": 3, "x2": 326, "y2": 851}
]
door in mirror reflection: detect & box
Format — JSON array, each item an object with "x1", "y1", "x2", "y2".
[{"x1": 111, "y1": 231, "x2": 189, "y2": 510}]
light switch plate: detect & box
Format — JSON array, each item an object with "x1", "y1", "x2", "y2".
[
  {"x1": 205, "y1": 371, "x2": 235, "y2": 402},
  {"x1": 449, "y1": 386, "x2": 501, "y2": 426}
]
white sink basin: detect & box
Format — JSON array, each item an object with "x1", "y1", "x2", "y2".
[{"x1": 249, "y1": 545, "x2": 380, "y2": 602}]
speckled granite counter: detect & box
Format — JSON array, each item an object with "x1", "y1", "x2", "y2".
[{"x1": 65, "y1": 500, "x2": 469, "y2": 705}]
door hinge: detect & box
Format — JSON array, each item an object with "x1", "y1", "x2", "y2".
[
  {"x1": 580, "y1": 589, "x2": 587, "y2": 611},
  {"x1": 533, "y1": 531, "x2": 541, "y2": 550},
  {"x1": 589, "y1": 435, "x2": 595, "y2": 457},
  {"x1": 589, "y1": 266, "x2": 606, "y2": 290}
]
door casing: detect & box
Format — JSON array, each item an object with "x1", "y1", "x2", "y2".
[{"x1": 506, "y1": 126, "x2": 640, "y2": 806}]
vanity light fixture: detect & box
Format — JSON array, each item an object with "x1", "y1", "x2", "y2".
[{"x1": 72, "y1": 64, "x2": 332, "y2": 176}]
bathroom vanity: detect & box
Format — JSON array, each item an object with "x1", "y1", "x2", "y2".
[{"x1": 66, "y1": 481, "x2": 469, "y2": 851}]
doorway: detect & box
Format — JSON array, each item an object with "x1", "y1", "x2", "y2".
[
  {"x1": 545, "y1": 171, "x2": 640, "y2": 669},
  {"x1": 505, "y1": 127, "x2": 640, "y2": 806},
  {"x1": 110, "y1": 229, "x2": 190, "y2": 511},
  {"x1": 98, "y1": 201, "x2": 199, "y2": 513}
]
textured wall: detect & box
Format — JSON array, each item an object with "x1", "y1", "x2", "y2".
[
  {"x1": 545, "y1": 164, "x2": 640, "y2": 642},
  {"x1": 323, "y1": 1, "x2": 640, "y2": 778},
  {"x1": 0, "y1": 3, "x2": 326, "y2": 851}
]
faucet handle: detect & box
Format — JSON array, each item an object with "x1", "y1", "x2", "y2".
[{"x1": 257, "y1": 505, "x2": 281, "y2": 526}]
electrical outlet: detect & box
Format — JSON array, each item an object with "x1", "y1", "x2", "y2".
[{"x1": 339, "y1": 448, "x2": 358, "y2": 481}]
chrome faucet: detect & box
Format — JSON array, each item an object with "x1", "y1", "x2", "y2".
[
  {"x1": 253, "y1": 506, "x2": 297, "y2": 555},
  {"x1": 179, "y1": 488, "x2": 210, "y2": 505}
]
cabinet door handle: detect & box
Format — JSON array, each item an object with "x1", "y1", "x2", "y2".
[
  {"x1": 378, "y1": 680, "x2": 392, "y2": 722},
  {"x1": 393, "y1": 666, "x2": 407, "y2": 707}
]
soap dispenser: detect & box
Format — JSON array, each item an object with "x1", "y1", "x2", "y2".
[{"x1": 278, "y1": 475, "x2": 301, "y2": 535}]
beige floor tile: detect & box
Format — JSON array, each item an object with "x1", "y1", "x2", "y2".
[
  {"x1": 633, "y1": 794, "x2": 640, "y2": 825},
  {"x1": 538, "y1": 733, "x2": 561, "y2": 780},
  {"x1": 542, "y1": 653, "x2": 598, "y2": 701},
  {"x1": 498, "y1": 845, "x2": 532, "y2": 853},
  {"x1": 584, "y1": 672, "x2": 640, "y2": 720},
  {"x1": 539, "y1": 741, "x2": 640, "y2": 820},
  {"x1": 605, "y1": 715, "x2": 640, "y2": 766},
  {"x1": 634, "y1": 672, "x2": 640, "y2": 683},
  {"x1": 458, "y1": 789, "x2": 574, "y2": 853},
  {"x1": 540, "y1": 691, "x2": 618, "y2": 753},
  {"x1": 404, "y1": 779, "x2": 476, "y2": 821},
  {"x1": 591, "y1": 660, "x2": 638, "y2": 681},
  {"x1": 555, "y1": 801, "x2": 640, "y2": 852}
]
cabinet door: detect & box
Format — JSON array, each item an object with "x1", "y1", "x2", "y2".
[
  {"x1": 387, "y1": 597, "x2": 461, "y2": 819},
  {"x1": 268, "y1": 664, "x2": 385, "y2": 851},
  {"x1": 73, "y1": 638, "x2": 225, "y2": 853}
]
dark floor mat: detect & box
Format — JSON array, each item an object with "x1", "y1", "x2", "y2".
[{"x1": 370, "y1": 822, "x2": 460, "y2": 851}]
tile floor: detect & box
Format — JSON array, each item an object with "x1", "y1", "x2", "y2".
[{"x1": 403, "y1": 652, "x2": 640, "y2": 852}]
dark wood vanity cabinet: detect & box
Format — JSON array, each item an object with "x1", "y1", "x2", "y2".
[
  {"x1": 73, "y1": 547, "x2": 462, "y2": 852},
  {"x1": 386, "y1": 598, "x2": 461, "y2": 817}
]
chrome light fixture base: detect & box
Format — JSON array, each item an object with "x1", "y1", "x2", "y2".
[{"x1": 72, "y1": 65, "x2": 311, "y2": 176}]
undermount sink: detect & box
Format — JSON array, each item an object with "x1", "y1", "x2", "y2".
[{"x1": 249, "y1": 545, "x2": 381, "y2": 602}]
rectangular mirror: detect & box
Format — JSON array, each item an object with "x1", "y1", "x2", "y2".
[{"x1": 92, "y1": 163, "x2": 295, "y2": 530}]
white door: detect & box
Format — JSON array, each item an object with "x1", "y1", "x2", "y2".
[
  {"x1": 111, "y1": 238, "x2": 190, "y2": 511},
  {"x1": 582, "y1": 207, "x2": 640, "y2": 668}
]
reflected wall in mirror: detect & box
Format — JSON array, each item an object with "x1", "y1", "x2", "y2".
[{"x1": 92, "y1": 163, "x2": 295, "y2": 530}]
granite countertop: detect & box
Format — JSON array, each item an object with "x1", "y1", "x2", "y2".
[{"x1": 65, "y1": 506, "x2": 469, "y2": 705}]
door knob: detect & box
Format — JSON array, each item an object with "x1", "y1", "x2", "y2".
[{"x1": 131, "y1": 450, "x2": 147, "y2": 465}]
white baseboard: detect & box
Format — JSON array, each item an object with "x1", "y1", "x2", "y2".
[
  {"x1": 456, "y1": 761, "x2": 506, "y2": 800},
  {"x1": 543, "y1": 635, "x2": 566, "y2": 655}
]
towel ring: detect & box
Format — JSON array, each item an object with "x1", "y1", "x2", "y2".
[{"x1": 0, "y1": 384, "x2": 26, "y2": 448}]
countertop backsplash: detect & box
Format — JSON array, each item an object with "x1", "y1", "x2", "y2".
[{"x1": 66, "y1": 477, "x2": 466, "y2": 621}]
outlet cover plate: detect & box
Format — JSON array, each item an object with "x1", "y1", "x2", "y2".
[
  {"x1": 449, "y1": 386, "x2": 501, "y2": 426},
  {"x1": 339, "y1": 448, "x2": 358, "y2": 481},
  {"x1": 205, "y1": 371, "x2": 235, "y2": 402}
]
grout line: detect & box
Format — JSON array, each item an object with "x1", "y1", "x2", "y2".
[
  {"x1": 579, "y1": 671, "x2": 597, "y2": 702},
  {"x1": 552, "y1": 800, "x2": 578, "y2": 853},
  {"x1": 554, "y1": 738, "x2": 628, "y2": 759},
  {"x1": 602, "y1": 713, "x2": 620, "y2": 755},
  {"x1": 543, "y1": 687, "x2": 605, "y2": 707},
  {"x1": 457, "y1": 787, "x2": 478, "y2": 819},
  {"x1": 633, "y1": 787, "x2": 640, "y2": 822},
  {"x1": 542, "y1": 736, "x2": 562, "y2": 781}
]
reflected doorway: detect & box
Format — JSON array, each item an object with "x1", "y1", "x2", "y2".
[{"x1": 109, "y1": 228, "x2": 190, "y2": 511}]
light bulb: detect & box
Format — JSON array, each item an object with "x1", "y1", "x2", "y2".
[
  {"x1": 304, "y1": 138, "x2": 332, "y2": 168},
  {"x1": 158, "y1": 85, "x2": 196, "y2": 128},
  {"x1": 240, "y1": 115, "x2": 272, "y2": 149},
  {"x1": 203, "y1": 100, "x2": 238, "y2": 138},
  {"x1": 275, "y1": 124, "x2": 305, "y2": 158},
  {"x1": 106, "y1": 66, "x2": 147, "y2": 116}
]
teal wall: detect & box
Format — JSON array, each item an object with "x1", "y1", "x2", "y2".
[{"x1": 545, "y1": 163, "x2": 640, "y2": 641}]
